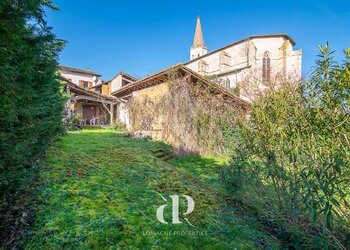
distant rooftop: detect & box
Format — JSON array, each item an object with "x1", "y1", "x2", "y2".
[
  {"x1": 108, "y1": 71, "x2": 138, "y2": 82},
  {"x1": 58, "y1": 65, "x2": 101, "y2": 76}
]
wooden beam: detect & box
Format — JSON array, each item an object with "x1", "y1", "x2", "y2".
[
  {"x1": 76, "y1": 95, "x2": 113, "y2": 104},
  {"x1": 66, "y1": 84, "x2": 71, "y2": 117}
]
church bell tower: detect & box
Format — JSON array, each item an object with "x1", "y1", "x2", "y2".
[{"x1": 190, "y1": 16, "x2": 207, "y2": 60}]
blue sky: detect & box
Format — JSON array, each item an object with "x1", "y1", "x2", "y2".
[{"x1": 46, "y1": 0, "x2": 349, "y2": 80}]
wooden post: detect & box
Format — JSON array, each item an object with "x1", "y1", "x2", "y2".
[
  {"x1": 66, "y1": 85, "x2": 71, "y2": 117},
  {"x1": 110, "y1": 104, "x2": 114, "y2": 125}
]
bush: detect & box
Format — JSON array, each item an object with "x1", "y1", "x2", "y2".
[
  {"x1": 112, "y1": 121, "x2": 127, "y2": 132},
  {"x1": 221, "y1": 45, "x2": 350, "y2": 248},
  {"x1": 64, "y1": 114, "x2": 82, "y2": 131}
]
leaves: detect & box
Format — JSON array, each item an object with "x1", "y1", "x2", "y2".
[{"x1": 222, "y1": 45, "x2": 350, "y2": 248}]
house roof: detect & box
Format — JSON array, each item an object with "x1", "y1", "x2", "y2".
[
  {"x1": 185, "y1": 34, "x2": 296, "y2": 65},
  {"x1": 89, "y1": 81, "x2": 106, "y2": 89},
  {"x1": 61, "y1": 77, "x2": 120, "y2": 103},
  {"x1": 111, "y1": 63, "x2": 249, "y2": 109},
  {"x1": 88, "y1": 72, "x2": 138, "y2": 90},
  {"x1": 109, "y1": 71, "x2": 138, "y2": 82},
  {"x1": 58, "y1": 65, "x2": 101, "y2": 77}
]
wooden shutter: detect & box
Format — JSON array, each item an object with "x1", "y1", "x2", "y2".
[
  {"x1": 102, "y1": 85, "x2": 109, "y2": 95},
  {"x1": 80, "y1": 80, "x2": 84, "y2": 87}
]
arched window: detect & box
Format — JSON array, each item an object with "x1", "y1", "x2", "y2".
[
  {"x1": 262, "y1": 52, "x2": 271, "y2": 83},
  {"x1": 220, "y1": 78, "x2": 230, "y2": 89}
]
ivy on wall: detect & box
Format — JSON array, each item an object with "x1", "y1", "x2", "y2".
[{"x1": 126, "y1": 71, "x2": 247, "y2": 155}]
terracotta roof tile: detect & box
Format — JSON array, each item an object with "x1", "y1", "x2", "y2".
[
  {"x1": 193, "y1": 16, "x2": 205, "y2": 48},
  {"x1": 58, "y1": 65, "x2": 101, "y2": 76}
]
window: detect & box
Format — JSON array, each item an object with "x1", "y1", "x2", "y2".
[
  {"x1": 223, "y1": 78, "x2": 230, "y2": 89},
  {"x1": 80, "y1": 81, "x2": 91, "y2": 88},
  {"x1": 262, "y1": 52, "x2": 271, "y2": 83},
  {"x1": 199, "y1": 60, "x2": 209, "y2": 73}
]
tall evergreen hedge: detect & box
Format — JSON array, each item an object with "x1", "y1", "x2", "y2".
[{"x1": 0, "y1": 0, "x2": 65, "y2": 194}]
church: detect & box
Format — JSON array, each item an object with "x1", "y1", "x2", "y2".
[{"x1": 185, "y1": 17, "x2": 302, "y2": 101}]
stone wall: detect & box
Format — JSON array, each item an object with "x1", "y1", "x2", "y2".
[
  {"x1": 129, "y1": 82, "x2": 169, "y2": 140},
  {"x1": 185, "y1": 36, "x2": 302, "y2": 102}
]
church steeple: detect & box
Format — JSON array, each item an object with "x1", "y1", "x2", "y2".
[
  {"x1": 190, "y1": 16, "x2": 208, "y2": 60},
  {"x1": 193, "y1": 16, "x2": 205, "y2": 47}
]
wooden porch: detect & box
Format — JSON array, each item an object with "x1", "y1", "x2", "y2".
[{"x1": 64, "y1": 78, "x2": 121, "y2": 125}]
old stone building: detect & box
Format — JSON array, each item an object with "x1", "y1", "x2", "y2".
[{"x1": 186, "y1": 17, "x2": 302, "y2": 101}]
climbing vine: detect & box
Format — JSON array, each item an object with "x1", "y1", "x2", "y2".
[{"x1": 126, "y1": 70, "x2": 247, "y2": 155}]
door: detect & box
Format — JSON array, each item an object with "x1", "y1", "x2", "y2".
[{"x1": 83, "y1": 105, "x2": 96, "y2": 125}]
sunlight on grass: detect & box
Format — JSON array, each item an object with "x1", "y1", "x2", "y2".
[
  {"x1": 24, "y1": 128, "x2": 279, "y2": 249},
  {"x1": 170, "y1": 156, "x2": 229, "y2": 191}
]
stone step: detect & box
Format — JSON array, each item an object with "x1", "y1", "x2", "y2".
[
  {"x1": 150, "y1": 148, "x2": 173, "y2": 161},
  {"x1": 154, "y1": 152, "x2": 166, "y2": 158},
  {"x1": 161, "y1": 154, "x2": 173, "y2": 161},
  {"x1": 150, "y1": 148, "x2": 164, "y2": 153}
]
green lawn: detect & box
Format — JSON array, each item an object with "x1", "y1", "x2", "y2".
[{"x1": 23, "y1": 128, "x2": 278, "y2": 249}]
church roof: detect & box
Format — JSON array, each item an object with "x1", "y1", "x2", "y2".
[
  {"x1": 192, "y1": 16, "x2": 205, "y2": 48},
  {"x1": 186, "y1": 33, "x2": 296, "y2": 64}
]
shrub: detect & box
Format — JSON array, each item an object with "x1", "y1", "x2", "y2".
[
  {"x1": 64, "y1": 114, "x2": 82, "y2": 131},
  {"x1": 221, "y1": 45, "x2": 350, "y2": 248},
  {"x1": 112, "y1": 121, "x2": 127, "y2": 132}
]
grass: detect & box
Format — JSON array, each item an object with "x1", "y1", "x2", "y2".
[
  {"x1": 21, "y1": 128, "x2": 279, "y2": 249},
  {"x1": 170, "y1": 156, "x2": 228, "y2": 191}
]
